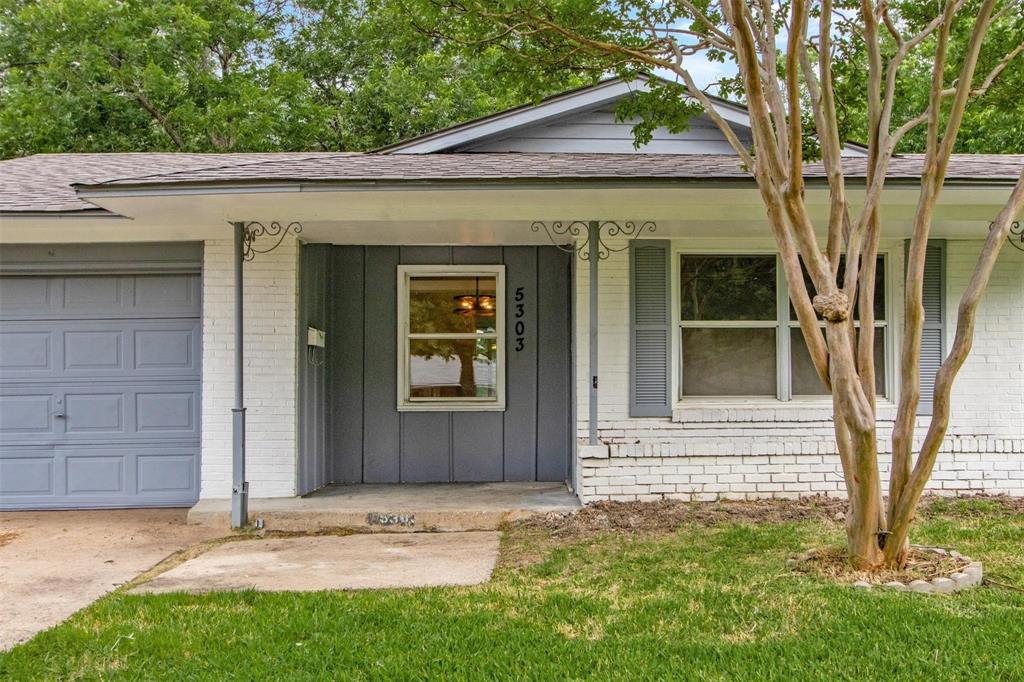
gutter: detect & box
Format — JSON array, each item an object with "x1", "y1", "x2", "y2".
[
  {"x1": 71, "y1": 176, "x2": 1022, "y2": 201},
  {"x1": 0, "y1": 209, "x2": 129, "y2": 219}
]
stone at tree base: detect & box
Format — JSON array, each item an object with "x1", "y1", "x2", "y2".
[
  {"x1": 965, "y1": 562, "x2": 983, "y2": 583},
  {"x1": 931, "y1": 577, "x2": 956, "y2": 594},
  {"x1": 951, "y1": 572, "x2": 973, "y2": 590},
  {"x1": 883, "y1": 581, "x2": 907, "y2": 591},
  {"x1": 853, "y1": 580, "x2": 871, "y2": 589},
  {"x1": 908, "y1": 579, "x2": 934, "y2": 593}
]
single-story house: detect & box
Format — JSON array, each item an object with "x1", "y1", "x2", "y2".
[{"x1": 1, "y1": 76, "x2": 1022, "y2": 514}]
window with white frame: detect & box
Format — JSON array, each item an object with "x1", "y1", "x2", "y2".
[
  {"x1": 397, "y1": 265, "x2": 505, "y2": 411},
  {"x1": 678, "y1": 254, "x2": 887, "y2": 400}
]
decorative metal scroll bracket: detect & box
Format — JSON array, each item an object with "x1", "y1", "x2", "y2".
[
  {"x1": 234, "y1": 221, "x2": 303, "y2": 261},
  {"x1": 529, "y1": 219, "x2": 656, "y2": 446},
  {"x1": 530, "y1": 220, "x2": 657, "y2": 261},
  {"x1": 993, "y1": 220, "x2": 1024, "y2": 253}
]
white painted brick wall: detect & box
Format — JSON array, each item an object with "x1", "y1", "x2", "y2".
[
  {"x1": 200, "y1": 235, "x2": 298, "y2": 499},
  {"x1": 575, "y1": 238, "x2": 1024, "y2": 502},
  {"x1": 946, "y1": 241, "x2": 1024, "y2": 436}
]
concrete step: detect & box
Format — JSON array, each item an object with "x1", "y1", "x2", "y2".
[{"x1": 188, "y1": 482, "x2": 580, "y2": 532}]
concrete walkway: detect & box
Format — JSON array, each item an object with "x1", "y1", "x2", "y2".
[
  {"x1": 188, "y1": 482, "x2": 579, "y2": 531},
  {"x1": 130, "y1": 531, "x2": 500, "y2": 594},
  {"x1": 0, "y1": 509, "x2": 223, "y2": 650}
]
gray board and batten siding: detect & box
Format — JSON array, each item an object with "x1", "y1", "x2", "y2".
[
  {"x1": 453, "y1": 108, "x2": 755, "y2": 155},
  {"x1": 0, "y1": 243, "x2": 203, "y2": 510},
  {"x1": 297, "y1": 244, "x2": 574, "y2": 489}
]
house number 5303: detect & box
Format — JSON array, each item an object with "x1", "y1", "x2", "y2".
[{"x1": 514, "y1": 286, "x2": 526, "y2": 351}]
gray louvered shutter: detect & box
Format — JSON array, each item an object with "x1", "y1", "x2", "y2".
[
  {"x1": 630, "y1": 240, "x2": 672, "y2": 417},
  {"x1": 915, "y1": 240, "x2": 946, "y2": 416}
]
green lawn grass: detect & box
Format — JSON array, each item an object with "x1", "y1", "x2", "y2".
[{"x1": 4, "y1": 500, "x2": 1024, "y2": 681}]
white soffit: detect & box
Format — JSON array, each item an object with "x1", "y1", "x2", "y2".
[{"x1": 3, "y1": 184, "x2": 1006, "y2": 244}]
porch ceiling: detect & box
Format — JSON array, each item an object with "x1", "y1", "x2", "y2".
[{"x1": 3, "y1": 183, "x2": 1014, "y2": 244}]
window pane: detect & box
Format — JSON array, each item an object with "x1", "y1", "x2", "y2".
[
  {"x1": 409, "y1": 338, "x2": 498, "y2": 399},
  {"x1": 789, "y1": 256, "x2": 885, "y2": 321},
  {"x1": 409, "y1": 276, "x2": 497, "y2": 334},
  {"x1": 791, "y1": 327, "x2": 886, "y2": 395},
  {"x1": 682, "y1": 328, "x2": 777, "y2": 396},
  {"x1": 680, "y1": 255, "x2": 777, "y2": 321}
]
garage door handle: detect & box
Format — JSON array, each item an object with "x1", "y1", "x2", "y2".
[{"x1": 53, "y1": 411, "x2": 65, "y2": 419}]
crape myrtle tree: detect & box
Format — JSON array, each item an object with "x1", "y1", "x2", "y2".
[{"x1": 410, "y1": 0, "x2": 1024, "y2": 568}]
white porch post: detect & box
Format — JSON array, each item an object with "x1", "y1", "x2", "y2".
[{"x1": 588, "y1": 220, "x2": 599, "y2": 445}]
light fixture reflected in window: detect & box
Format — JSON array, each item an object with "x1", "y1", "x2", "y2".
[{"x1": 453, "y1": 277, "x2": 496, "y2": 317}]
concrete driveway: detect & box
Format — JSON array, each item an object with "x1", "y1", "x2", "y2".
[{"x1": 0, "y1": 509, "x2": 223, "y2": 650}]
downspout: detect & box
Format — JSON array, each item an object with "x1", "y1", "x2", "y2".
[{"x1": 231, "y1": 221, "x2": 248, "y2": 528}]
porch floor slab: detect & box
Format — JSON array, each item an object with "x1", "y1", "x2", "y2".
[
  {"x1": 188, "y1": 482, "x2": 580, "y2": 532},
  {"x1": 130, "y1": 531, "x2": 500, "y2": 594}
]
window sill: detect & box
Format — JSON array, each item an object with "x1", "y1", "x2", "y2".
[
  {"x1": 397, "y1": 402, "x2": 506, "y2": 413},
  {"x1": 672, "y1": 398, "x2": 896, "y2": 423}
]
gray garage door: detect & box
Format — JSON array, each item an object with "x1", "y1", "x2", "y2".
[{"x1": 0, "y1": 265, "x2": 202, "y2": 509}]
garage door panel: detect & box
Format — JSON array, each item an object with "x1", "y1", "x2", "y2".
[
  {"x1": 59, "y1": 385, "x2": 200, "y2": 441},
  {"x1": 2, "y1": 320, "x2": 200, "y2": 382},
  {"x1": 133, "y1": 323, "x2": 200, "y2": 374},
  {"x1": 0, "y1": 330, "x2": 54, "y2": 373},
  {"x1": 0, "y1": 274, "x2": 200, "y2": 321},
  {"x1": 0, "y1": 393, "x2": 57, "y2": 436},
  {"x1": 137, "y1": 453, "x2": 195, "y2": 494},
  {"x1": 136, "y1": 392, "x2": 195, "y2": 432},
  {"x1": 64, "y1": 275, "x2": 125, "y2": 308},
  {"x1": 0, "y1": 446, "x2": 199, "y2": 509},
  {"x1": 0, "y1": 266, "x2": 201, "y2": 510},
  {"x1": 1, "y1": 390, "x2": 199, "y2": 444},
  {"x1": 133, "y1": 274, "x2": 200, "y2": 312},
  {"x1": 0, "y1": 454, "x2": 55, "y2": 496},
  {"x1": 0, "y1": 277, "x2": 61, "y2": 315},
  {"x1": 65, "y1": 392, "x2": 125, "y2": 434},
  {"x1": 66, "y1": 455, "x2": 124, "y2": 495},
  {"x1": 64, "y1": 329, "x2": 124, "y2": 372}
]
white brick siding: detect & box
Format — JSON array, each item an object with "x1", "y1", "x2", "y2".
[
  {"x1": 947, "y1": 240, "x2": 1024, "y2": 437},
  {"x1": 200, "y1": 234, "x2": 298, "y2": 499},
  {"x1": 575, "y1": 238, "x2": 1024, "y2": 502}
]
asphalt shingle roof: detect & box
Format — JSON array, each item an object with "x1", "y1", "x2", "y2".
[
  {"x1": 0, "y1": 153, "x2": 335, "y2": 213},
  {"x1": 1, "y1": 152, "x2": 1021, "y2": 214}
]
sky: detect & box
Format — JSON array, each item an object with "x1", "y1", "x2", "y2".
[{"x1": 666, "y1": 53, "x2": 739, "y2": 93}]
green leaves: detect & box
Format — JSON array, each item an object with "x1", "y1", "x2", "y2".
[
  {"x1": 613, "y1": 78, "x2": 703, "y2": 148},
  {"x1": 0, "y1": 0, "x2": 578, "y2": 157},
  {"x1": 831, "y1": 0, "x2": 1024, "y2": 153}
]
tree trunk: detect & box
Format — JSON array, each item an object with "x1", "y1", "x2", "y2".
[
  {"x1": 458, "y1": 346, "x2": 476, "y2": 396},
  {"x1": 845, "y1": 429, "x2": 884, "y2": 568}
]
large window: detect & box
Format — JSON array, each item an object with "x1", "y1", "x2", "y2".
[
  {"x1": 397, "y1": 265, "x2": 505, "y2": 411},
  {"x1": 679, "y1": 254, "x2": 887, "y2": 400}
]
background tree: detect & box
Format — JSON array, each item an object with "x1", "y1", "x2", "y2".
[
  {"x1": 277, "y1": 0, "x2": 586, "y2": 150},
  {"x1": 829, "y1": 2, "x2": 1024, "y2": 153},
  {"x1": 0, "y1": 0, "x2": 326, "y2": 155},
  {"x1": 0, "y1": 0, "x2": 581, "y2": 157},
  {"x1": 408, "y1": 0, "x2": 1024, "y2": 569}
]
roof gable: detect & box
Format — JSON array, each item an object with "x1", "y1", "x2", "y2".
[{"x1": 382, "y1": 76, "x2": 867, "y2": 156}]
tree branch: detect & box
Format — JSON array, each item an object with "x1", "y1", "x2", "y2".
[{"x1": 886, "y1": 169, "x2": 1024, "y2": 563}]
